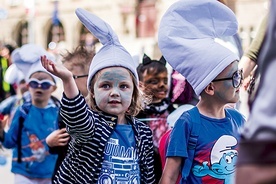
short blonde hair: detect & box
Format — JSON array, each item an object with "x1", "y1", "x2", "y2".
[{"x1": 87, "y1": 68, "x2": 145, "y2": 116}]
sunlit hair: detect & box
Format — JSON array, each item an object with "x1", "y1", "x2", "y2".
[
  {"x1": 61, "y1": 45, "x2": 95, "y2": 71},
  {"x1": 87, "y1": 68, "x2": 148, "y2": 116}
]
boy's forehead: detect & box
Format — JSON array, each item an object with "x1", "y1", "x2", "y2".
[
  {"x1": 30, "y1": 71, "x2": 54, "y2": 81},
  {"x1": 218, "y1": 61, "x2": 238, "y2": 77}
]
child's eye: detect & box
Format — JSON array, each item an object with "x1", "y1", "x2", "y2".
[
  {"x1": 101, "y1": 84, "x2": 110, "y2": 89},
  {"x1": 120, "y1": 84, "x2": 128, "y2": 89},
  {"x1": 146, "y1": 79, "x2": 159, "y2": 85}
]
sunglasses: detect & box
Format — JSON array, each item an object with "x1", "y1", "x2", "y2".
[
  {"x1": 73, "y1": 74, "x2": 88, "y2": 79},
  {"x1": 28, "y1": 78, "x2": 55, "y2": 90},
  {"x1": 212, "y1": 69, "x2": 243, "y2": 88}
]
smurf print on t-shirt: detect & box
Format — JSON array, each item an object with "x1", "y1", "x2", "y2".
[{"x1": 192, "y1": 135, "x2": 238, "y2": 184}]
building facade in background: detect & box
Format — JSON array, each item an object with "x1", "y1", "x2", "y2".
[{"x1": 0, "y1": 0, "x2": 269, "y2": 60}]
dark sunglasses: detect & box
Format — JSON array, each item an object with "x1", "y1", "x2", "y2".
[
  {"x1": 28, "y1": 78, "x2": 55, "y2": 90},
  {"x1": 73, "y1": 74, "x2": 88, "y2": 79},
  {"x1": 212, "y1": 69, "x2": 243, "y2": 88}
]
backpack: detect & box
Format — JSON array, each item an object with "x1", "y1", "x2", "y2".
[
  {"x1": 159, "y1": 107, "x2": 201, "y2": 183},
  {"x1": 17, "y1": 96, "x2": 60, "y2": 163}
]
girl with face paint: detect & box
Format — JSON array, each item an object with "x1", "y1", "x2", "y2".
[
  {"x1": 136, "y1": 53, "x2": 175, "y2": 182},
  {"x1": 41, "y1": 8, "x2": 155, "y2": 184}
]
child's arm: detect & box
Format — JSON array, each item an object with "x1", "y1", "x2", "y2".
[
  {"x1": 41, "y1": 55, "x2": 79, "y2": 99},
  {"x1": 1, "y1": 109, "x2": 22, "y2": 148},
  {"x1": 159, "y1": 157, "x2": 182, "y2": 184}
]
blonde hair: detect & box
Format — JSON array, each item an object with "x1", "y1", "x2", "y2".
[{"x1": 87, "y1": 68, "x2": 146, "y2": 116}]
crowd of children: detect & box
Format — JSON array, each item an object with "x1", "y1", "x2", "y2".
[{"x1": 1, "y1": 0, "x2": 265, "y2": 183}]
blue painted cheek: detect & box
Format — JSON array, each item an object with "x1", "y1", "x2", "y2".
[{"x1": 120, "y1": 91, "x2": 133, "y2": 103}]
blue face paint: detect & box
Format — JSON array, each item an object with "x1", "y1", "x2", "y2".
[
  {"x1": 94, "y1": 67, "x2": 134, "y2": 119},
  {"x1": 214, "y1": 61, "x2": 240, "y2": 103}
]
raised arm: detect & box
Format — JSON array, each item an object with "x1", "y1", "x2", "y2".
[{"x1": 41, "y1": 55, "x2": 79, "y2": 98}]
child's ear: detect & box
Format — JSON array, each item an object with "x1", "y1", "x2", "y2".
[{"x1": 204, "y1": 82, "x2": 215, "y2": 95}]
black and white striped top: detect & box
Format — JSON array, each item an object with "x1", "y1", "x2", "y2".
[{"x1": 53, "y1": 93, "x2": 155, "y2": 184}]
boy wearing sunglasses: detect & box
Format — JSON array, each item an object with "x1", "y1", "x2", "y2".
[
  {"x1": 0, "y1": 44, "x2": 59, "y2": 184},
  {"x1": 158, "y1": 0, "x2": 245, "y2": 183}
]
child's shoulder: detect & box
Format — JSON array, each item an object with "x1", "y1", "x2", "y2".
[
  {"x1": 225, "y1": 108, "x2": 246, "y2": 125},
  {"x1": 225, "y1": 108, "x2": 244, "y2": 118}
]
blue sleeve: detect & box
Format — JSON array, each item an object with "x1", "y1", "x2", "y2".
[
  {"x1": 2, "y1": 108, "x2": 22, "y2": 148},
  {"x1": 166, "y1": 113, "x2": 191, "y2": 158}
]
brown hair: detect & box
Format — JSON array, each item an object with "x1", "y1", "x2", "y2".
[
  {"x1": 61, "y1": 45, "x2": 95, "y2": 71},
  {"x1": 87, "y1": 68, "x2": 146, "y2": 116},
  {"x1": 218, "y1": 0, "x2": 227, "y2": 5}
]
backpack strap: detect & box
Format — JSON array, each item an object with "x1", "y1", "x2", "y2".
[
  {"x1": 17, "y1": 102, "x2": 32, "y2": 163},
  {"x1": 50, "y1": 95, "x2": 61, "y2": 108},
  {"x1": 181, "y1": 106, "x2": 201, "y2": 181}
]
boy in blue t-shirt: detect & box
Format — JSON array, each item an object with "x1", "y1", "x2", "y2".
[
  {"x1": 0, "y1": 44, "x2": 59, "y2": 184},
  {"x1": 158, "y1": 0, "x2": 245, "y2": 183}
]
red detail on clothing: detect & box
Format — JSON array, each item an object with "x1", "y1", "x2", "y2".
[{"x1": 159, "y1": 129, "x2": 181, "y2": 184}]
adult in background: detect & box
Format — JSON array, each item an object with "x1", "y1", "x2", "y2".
[{"x1": 236, "y1": 1, "x2": 276, "y2": 183}]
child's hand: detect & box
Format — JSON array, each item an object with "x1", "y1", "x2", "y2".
[
  {"x1": 46, "y1": 128, "x2": 70, "y2": 147},
  {"x1": 41, "y1": 55, "x2": 72, "y2": 81},
  {"x1": 41, "y1": 55, "x2": 80, "y2": 98}
]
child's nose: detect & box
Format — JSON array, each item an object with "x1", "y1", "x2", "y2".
[
  {"x1": 159, "y1": 80, "x2": 167, "y2": 87},
  {"x1": 110, "y1": 87, "x2": 120, "y2": 96}
]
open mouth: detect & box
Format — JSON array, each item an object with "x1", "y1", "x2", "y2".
[
  {"x1": 35, "y1": 91, "x2": 44, "y2": 95},
  {"x1": 109, "y1": 100, "x2": 121, "y2": 104}
]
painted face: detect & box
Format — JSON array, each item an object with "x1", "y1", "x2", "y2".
[
  {"x1": 213, "y1": 61, "x2": 241, "y2": 103},
  {"x1": 93, "y1": 67, "x2": 134, "y2": 118},
  {"x1": 141, "y1": 70, "x2": 168, "y2": 103},
  {"x1": 28, "y1": 72, "x2": 56, "y2": 106},
  {"x1": 63, "y1": 62, "x2": 89, "y2": 97}
]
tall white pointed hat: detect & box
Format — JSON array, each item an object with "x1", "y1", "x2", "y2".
[
  {"x1": 158, "y1": 0, "x2": 239, "y2": 95},
  {"x1": 75, "y1": 8, "x2": 139, "y2": 90}
]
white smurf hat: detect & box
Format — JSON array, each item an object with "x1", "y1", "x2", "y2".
[
  {"x1": 75, "y1": 8, "x2": 139, "y2": 91},
  {"x1": 158, "y1": 0, "x2": 239, "y2": 96},
  {"x1": 11, "y1": 43, "x2": 57, "y2": 82}
]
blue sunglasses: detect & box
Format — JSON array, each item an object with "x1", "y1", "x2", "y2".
[{"x1": 28, "y1": 78, "x2": 55, "y2": 90}]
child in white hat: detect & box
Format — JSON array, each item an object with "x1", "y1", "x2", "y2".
[
  {"x1": 0, "y1": 64, "x2": 28, "y2": 127},
  {"x1": 0, "y1": 43, "x2": 59, "y2": 184},
  {"x1": 158, "y1": 0, "x2": 245, "y2": 183},
  {"x1": 41, "y1": 8, "x2": 155, "y2": 184}
]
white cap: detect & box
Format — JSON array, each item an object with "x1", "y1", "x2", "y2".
[
  {"x1": 11, "y1": 43, "x2": 58, "y2": 82},
  {"x1": 75, "y1": 8, "x2": 139, "y2": 91},
  {"x1": 158, "y1": 0, "x2": 239, "y2": 95}
]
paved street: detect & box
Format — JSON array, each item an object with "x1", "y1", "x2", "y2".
[{"x1": 0, "y1": 149, "x2": 14, "y2": 184}]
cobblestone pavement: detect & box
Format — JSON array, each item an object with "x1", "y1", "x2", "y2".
[{"x1": 0, "y1": 149, "x2": 14, "y2": 184}]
